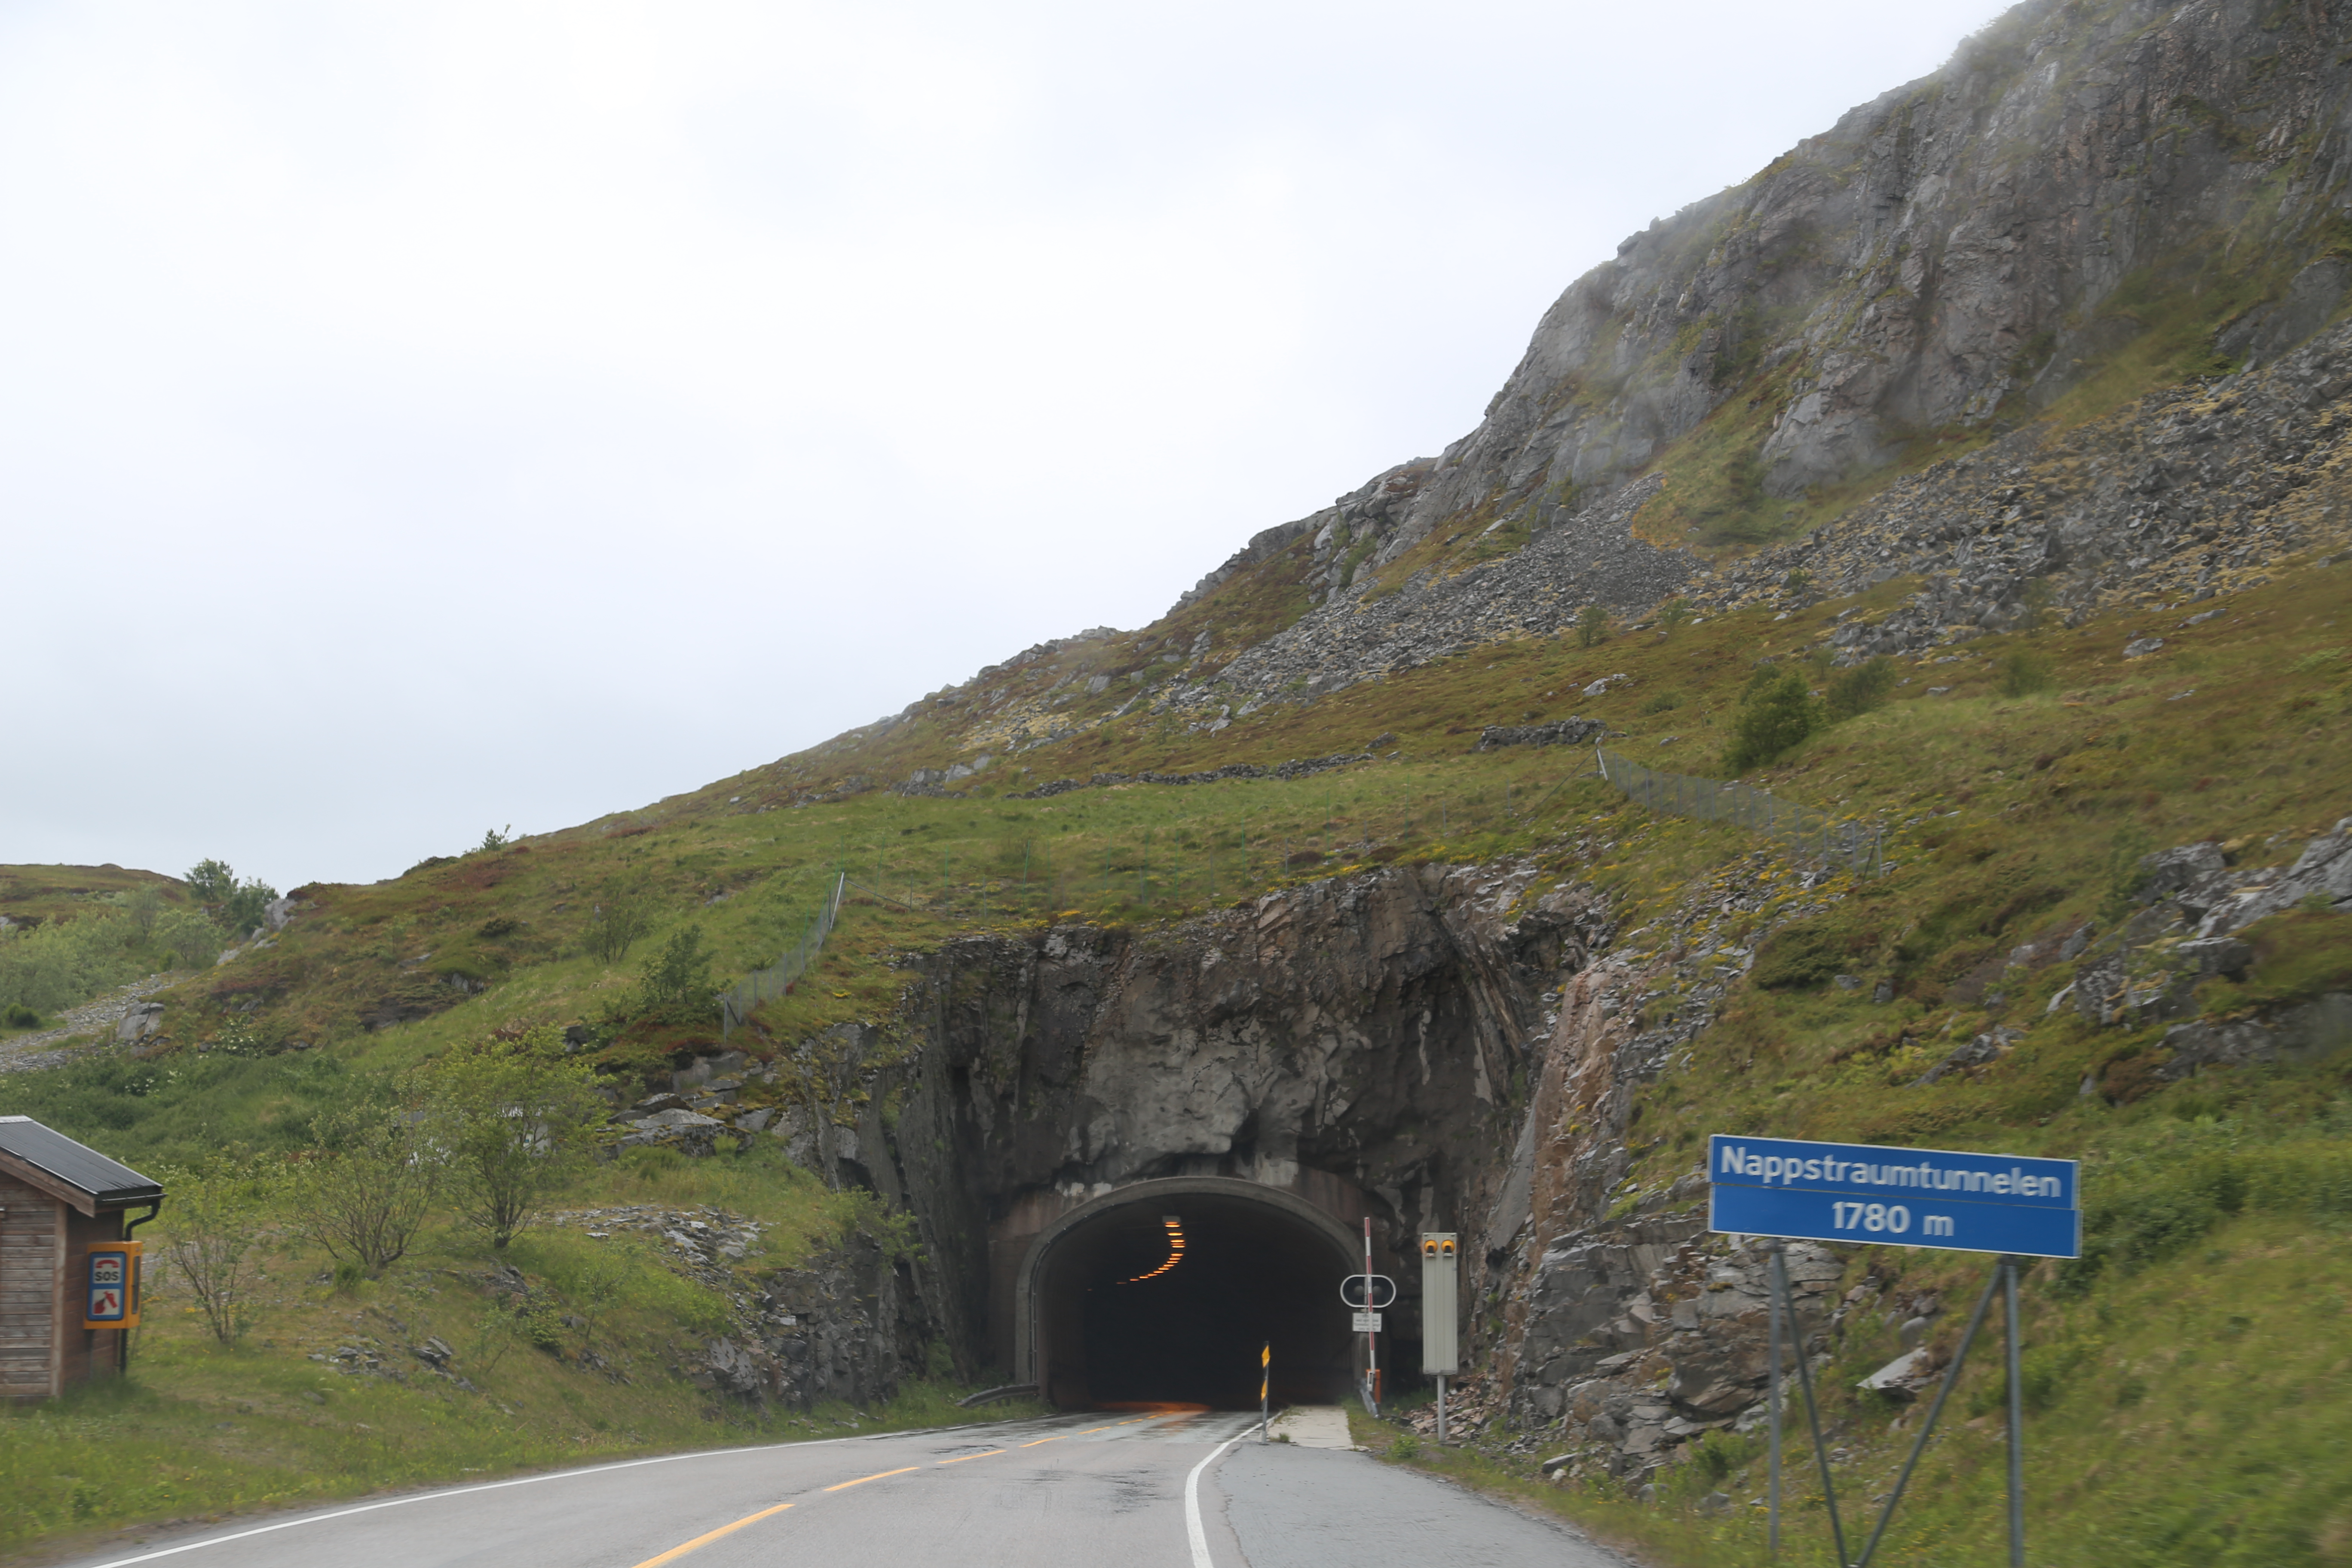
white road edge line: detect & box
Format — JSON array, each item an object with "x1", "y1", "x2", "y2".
[
  {"x1": 70, "y1": 1425, "x2": 975, "y2": 1568},
  {"x1": 1183, "y1": 1433, "x2": 1244, "y2": 1568}
]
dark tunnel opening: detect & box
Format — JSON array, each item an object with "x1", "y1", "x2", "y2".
[{"x1": 1036, "y1": 1193, "x2": 1359, "y2": 1409}]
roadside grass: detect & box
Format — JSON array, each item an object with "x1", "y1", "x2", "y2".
[
  {"x1": 1354, "y1": 1209, "x2": 2352, "y2": 1568},
  {"x1": 0, "y1": 1172, "x2": 1028, "y2": 1562}
]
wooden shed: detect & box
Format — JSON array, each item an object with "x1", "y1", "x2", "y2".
[{"x1": 0, "y1": 1116, "x2": 164, "y2": 1401}]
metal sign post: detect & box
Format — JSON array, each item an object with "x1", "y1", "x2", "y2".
[
  {"x1": 1364, "y1": 1216, "x2": 1378, "y2": 1418},
  {"x1": 1420, "y1": 1233, "x2": 1459, "y2": 1445},
  {"x1": 1340, "y1": 1263, "x2": 1396, "y2": 1415},
  {"x1": 1709, "y1": 1134, "x2": 2079, "y2": 1568}
]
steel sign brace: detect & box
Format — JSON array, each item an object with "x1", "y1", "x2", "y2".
[
  {"x1": 1766, "y1": 1241, "x2": 1784, "y2": 1556},
  {"x1": 1774, "y1": 1246, "x2": 1850, "y2": 1568},
  {"x1": 1852, "y1": 1260, "x2": 2002, "y2": 1568},
  {"x1": 1435, "y1": 1375, "x2": 1446, "y2": 1446},
  {"x1": 2004, "y1": 1258, "x2": 2025, "y2": 1568}
]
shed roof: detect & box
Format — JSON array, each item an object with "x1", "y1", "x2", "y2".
[{"x1": 0, "y1": 1117, "x2": 164, "y2": 1213}]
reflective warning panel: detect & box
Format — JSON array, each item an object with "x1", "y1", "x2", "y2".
[{"x1": 1420, "y1": 1232, "x2": 1458, "y2": 1375}]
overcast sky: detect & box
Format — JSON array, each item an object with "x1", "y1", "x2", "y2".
[{"x1": 1, "y1": 0, "x2": 2009, "y2": 893}]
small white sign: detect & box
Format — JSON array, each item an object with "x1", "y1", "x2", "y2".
[{"x1": 1352, "y1": 1311, "x2": 1383, "y2": 1333}]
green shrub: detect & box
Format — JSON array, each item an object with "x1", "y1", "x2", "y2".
[
  {"x1": 2099, "y1": 824, "x2": 2158, "y2": 921},
  {"x1": 2001, "y1": 649, "x2": 2057, "y2": 696},
  {"x1": 517, "y1": 1295, "x2": 566, "y2": 1351},
  {"x1": 1826, "y1": 656, "x2": 1896, "y2": 719},
  {"x1": 2057, "y1": 1137, "x2": 2352, "y2": 1295},
  {"x1": 1750, "y1": 915, "x2": 1861, "y2": 990},
  {"x1": 1577, "y1": 603, "x2": 1611, "y2": 649},
  {"x1": 583, "y1": 872, "x2": 655, "y2": 965},
  {"x1": 1723, "y1": 667, "x2": 1820, "y2": 773},
  {"x1": 639, "y1": 925, "x2": 715, "y2": 1017},
  {"x1": 186, "y1": 859, "x2": 278, "y2": 938},
  {"x1": 3, "y1": 1004, "x2": 39, "y2": 1029},
  {"x1": 422, "y1": 1031, "x2": 610, "y2": 1247}
]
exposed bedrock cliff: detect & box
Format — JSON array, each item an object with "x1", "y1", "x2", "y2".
[
  {"x1": 815, "y1": 862, "x2": 1616, "y2": 1382},
  {"x1": 1403, "y1": 0, "x2": 2352, "y2": 525}
]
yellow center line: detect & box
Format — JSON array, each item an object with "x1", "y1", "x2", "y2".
[
  {"x1": 1019, "y1": 1436, "x2": 1066, "y2": 1448},
  {"x1": 938, "y1": 1449, "x2": 1008, "y2": 1465},
  {"x1": 626, "y1": 1503, "x2": 793, "y2": 1568},
  {"x1": 824, "y1": 1466, "x2": 920, "y2": 1491}
]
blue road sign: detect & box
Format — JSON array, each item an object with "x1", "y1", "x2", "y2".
[{"x1": 1708, "y1": 1134, "x2": 2080, "y2": 1258}]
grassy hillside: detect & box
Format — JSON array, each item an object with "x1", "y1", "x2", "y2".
[
  {"x1": 5, "y1": 525, "x2": 2346, "y2": 1558},
  {"x1": 0, "y1": 1153, "x2": 1003, "y2": 1562}
]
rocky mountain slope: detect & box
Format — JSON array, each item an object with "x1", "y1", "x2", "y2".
[
  {"x1": 798, "y1": 0, "x2": 2352, "y2": 788},
  {"x1": 9, "y1": 0, "x2": 2352, "y2": 1560}
]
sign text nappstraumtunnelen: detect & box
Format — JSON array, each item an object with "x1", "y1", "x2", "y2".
[
  {"x1": 1707, "y1": 1133, "x2": 2080, "y2": 1257},
  {"x1": 1709, "y1": 1134, "x2": 2074, "y2": 1207}
]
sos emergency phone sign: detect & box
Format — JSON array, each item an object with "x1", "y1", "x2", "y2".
[{"x1": 82, "y1": 1242, "x2": 141, "y2": 1329}]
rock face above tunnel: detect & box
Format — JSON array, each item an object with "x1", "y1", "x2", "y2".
[{"x1": 848, "y1": 861, "x2": 1614, "y2": 1378}]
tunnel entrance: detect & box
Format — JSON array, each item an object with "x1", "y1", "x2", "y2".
[{"x1": 1024, "y1": 1180, "x2": 1359, "y2": 1409}]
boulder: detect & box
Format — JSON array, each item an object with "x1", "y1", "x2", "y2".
[
  {"x1": 114, "y1": 1002, "x2": 165, "y2": 1042},
  {"x1": 2139, "y1": 843, "x2": 2226, "y2": 901}
]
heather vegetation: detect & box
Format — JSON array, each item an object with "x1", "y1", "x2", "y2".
[{"x1": 3, "y1": 540, "x2": 2344, "y2": 1556}]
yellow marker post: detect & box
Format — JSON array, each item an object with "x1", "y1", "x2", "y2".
[{"x1": 1259, "y1": 1341, "x2": 1271, "y2": 1443}]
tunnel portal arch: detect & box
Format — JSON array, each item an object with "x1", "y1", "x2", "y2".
[{"x1": 1015, "y1": 1177, "x2": 1366, "y2": 1409}]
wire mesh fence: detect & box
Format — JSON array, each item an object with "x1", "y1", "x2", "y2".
[
  {"x1": 719, "y1": 871, "x2": 845, "y2": 1039},
  {"x1": 1596, "y1": 747, "x2": 1885, "y2": 877}
]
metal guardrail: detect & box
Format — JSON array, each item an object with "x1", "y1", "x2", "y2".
[
  {"x1": 1596, "y1": 747, "x2": 1886, "y2": 877},
  {"x1": 718, "y1": 871, "x2": 846, "y2": 1039},
  {"x1": 956, "y1": 1383, "x2": 1038, "y2": 1407}
]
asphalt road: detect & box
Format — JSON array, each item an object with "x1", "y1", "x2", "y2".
[{"x1": 57, "y1": 1408, "x2": 1627, "y2": 1568}]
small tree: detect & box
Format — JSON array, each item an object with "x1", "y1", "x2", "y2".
[
  {"x1": 478, "y1": 825, "x2": 512, "y2": 853},
  {"x1": 222, "y1": 878, "x2": 279, "y2": 938},
  {"x1": 1657, "y1": 599, "x2": 1692, "y2": 637},
  {"x1": 583, "y1": 873, "x2": 653, "y2": 964},
  {"x1": 1782, "y1": 568, "x2": 1814, "y2": 600},
  {"x1": 2020, "y1": 577, "x2": 2057, "y2": 632},
  {"x1": 424, "y1": 1031, "x2": 609, "y2": 1248},
  {"x1": 1576, "y1": 603, "x2": 1611, "y2": 648},
  {"x1": 159, "y1": 1155, "x2": 283, "y2": 1344},
  {"x1": 121, "y1": 884, "x2": 166, "y2": 940},
  {"x1": 639, "y1": 925, "x2": 714, "y2": 1017},
  {"x1": 186, "y1": 858, "x2": 277, "y2": 937},
  {"x1": 155, "y1": 907, "x2": 227, "y2": 970},
  {"x1": 184, "y1": 859, "x2": 237, "y2": 908},
  {"x1": 302, "y1": 1106, "x2": 439, "y2": 1275}
]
